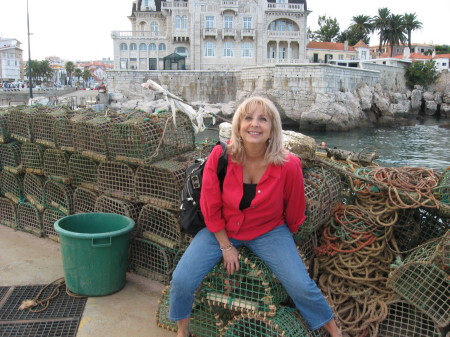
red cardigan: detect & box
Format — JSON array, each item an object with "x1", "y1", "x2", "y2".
[{"x1": 200, "y1": 145, "x2": 306, "y2": 240}]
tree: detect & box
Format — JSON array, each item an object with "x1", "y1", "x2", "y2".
[
  {"x1": 336, "y1": 28, "x2": 362, "y2": 46},
  {"x1": 311, "y1": 15, "x2": 340, "y2": 42},
  {"x1": 403, "y1": 13, "x2": 423, "y2": 52},
  {"x1": 385, "y1": 14, "x2": 407, "y2": 57},
  {"x1": 82, "y1": 69, "x2": 91, "y2": 88},
  {"x1": 371, "y1": 7, "x2": 391, "y2": 53},
  {"x1": 65, "y1": 61, "x2": 75, "y2": 86},
  {"x1": 74, "y1": 68, "x2": 82, "y2": 86},
  {"x1": 405, "y1": 60, "x2": 438, "y2": 88},
  {"x1": 435, "y1": 45, "x2": 450, "y2": 54},
  {"x1": 24, "y1": 60, "x2": 53, "y2": 85},
  {"x1": 348, "y1": 15, "x2": 372, "y2": 44}
]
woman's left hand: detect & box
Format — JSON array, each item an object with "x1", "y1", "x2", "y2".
[{"x1": 222, "y1": 246, "x2": 239, "y2": 275}]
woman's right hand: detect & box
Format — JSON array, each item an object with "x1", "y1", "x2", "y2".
[{"x1": 222, "y1": 246, "x2": 240, "y2": 275}]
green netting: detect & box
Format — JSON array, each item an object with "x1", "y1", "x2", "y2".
[
  {"x1": 0, "y1": 141, "x2": 22, "y2": 174},
  {"x1": 222, "y1": 306, "x2": 325, "y2": 337},
  {"x1": 68, "y1": 153, "x2": 99, "y2": 191},
  {"x1": 7, "y1": 106, "x2": 39, "y2": 142},
  {"x1": 93, "y1": 195, "x2": 142, "y2": 226},
  {"x1": 435, "y1": 168, "x2": 450, "y2": 217},
  {"x1": 137, "y1": 204, "x2": 182, "y2": 249},
  {"x1": 54, "y1": 111, "x2": 96, "y2": 152},
  {"x1": 97, "y1": 161, "x2": 136, "y2": 201},
  {"x1": 294, "y1": 230, "x2": 319, "y2": 272},
  {"x1": 378, "y1": 298, "x2": 441, "y2": 337},
  {"x1": 23, "y1": 173, "x2": 45, "y2": 211},
  {"x1": 129, "y1": 238, "x2": 177, "y2": 284},
  {"x1": 43, "y1": 180, "x2": 74, "y2": 215},
  {"x1": 43, "y1": 148, "x2": 71, "y2": 184},
  {"x1": 73, "y1": 187, "x2": 99, "y2": 214},
  {"x1": 0, "y1": 197, "x2": 17, "y2": 228},
  {"x1": 433, "y1": 230, "x2": 449, "y2": 272},
  {"x1": 414, "y1": 208, "x2": 449, "y2": 245},
  {"x1": 21, "y1": 142, "x2": 45, "y2": 175},
  {"x1": 17, "y1": 202, "x2": 43, "y2": 237},
  {"x1": 42, "y1": 207, "x2": 65, "y2": 242},
  {"x1": 0, "y1": 109, "x2": 11, "y2": 143},
  {"x1": 199, "y1": 247, "x2": 288, "y2": 316},
  {"x1": 33, "y1": 109, "x2": 72, "y2": 148},
  {"x1": 1, "y1": 171, "x2": 23, "y2": 203}
]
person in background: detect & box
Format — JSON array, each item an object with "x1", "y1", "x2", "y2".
[{"x1": 169, "y1": 96, "x2": 342, "y2": 337}]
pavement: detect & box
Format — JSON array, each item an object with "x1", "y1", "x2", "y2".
[{"x1": 0, "y1": 224, "x2": 177, "y2": 337}]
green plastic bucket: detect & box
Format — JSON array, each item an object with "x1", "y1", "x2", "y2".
[{"x1": 54, "y1": 213, "x2": 135, "y2": 296}]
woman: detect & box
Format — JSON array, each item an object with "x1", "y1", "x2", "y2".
[{"x1": 170, "y1": 96, "x2": 342, "y2": 337}]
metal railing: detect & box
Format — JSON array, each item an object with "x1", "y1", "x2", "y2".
[{"x1": 267, "y1": 3, "x2": 304, "y2": 11}]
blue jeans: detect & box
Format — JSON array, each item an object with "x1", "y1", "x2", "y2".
[{"x1": 169, "y1": 224, "x2": 333, "y2": 330}]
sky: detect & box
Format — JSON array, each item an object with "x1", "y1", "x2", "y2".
[{"x1": 0, "y1": 0, "x2": 448, "y2": 62}]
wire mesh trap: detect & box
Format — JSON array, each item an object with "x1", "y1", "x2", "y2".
[
  {"x1": 436, "y1": 168, "x2": 450, "y2": 217},
  {"x1": 43, "y1": 208, "x2": 66, "y2": 242},
  {"x1": 73, "y1": 187, "x2": 99, "y2": 214},
  {"x1": 54, "y1": 111, "x2": 96, "y2": 152},
  {"x1": 94, "y1": 195, "x2": 142, "y2": 225},
  {"x1": 7, "y1": 106, "x2": 38, "y2": 143},
  {"x1": 97, "y1": 161, "x2": 136, "y2": 201},
  {"x1": 222, "y1": 306, "x2": 325, "y2": 337},
  {"x1": 33, "y1": 109, "x2": 72, "y2": 148},
  {"x1": 43, "y1": 180, "x2": 74, "y2": 215},
  {"x1": 0, "y1": 109, "x2": 11, "y2": 143},
  {"x1": 135, "y1": 151, "x2": 195, "y2": 210},
  {"x1": 107, "y1": 112, "x2": 195, "y2": 165},
  {"x1": 129, "y1": 238, "x2": 177, "y2": 284},
  {"x1": 17, "y1": 202, "x2": 43, "y2": 237},
  {"x1": 378, "y1": 298, "x2": 442, "y2": 337},
  {"x1": 199, "y1": 247, "x2": 288, "y2": 316},
  {"x1": 137, "y1": 204, "x2": 182, "y2": 249},
  {"x1": 0, "y1": 141, "x2": 22, "y2": 174},
  {"x1": 43, "y1": 149, "x2": 71, "y2": 184},
  {"x1": 1, "y1": 170, "x2": 23, "y2": 204},
  {"x1": 0, "y1": 197, "x2": 17, "y2": 228},
  {"x1": 21, "y1": 142, "x2": 45, "y2": 175},
  {"x1": 387, "y1": 237, "x2": 450, "y2": 327},
  {"x1": 68, "y1": 154, "x2": 99, "y2": 191},
  {"x1": 23, "y1": 173, "x2": 46, "y2": 211}
]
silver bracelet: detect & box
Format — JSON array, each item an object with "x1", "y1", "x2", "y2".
[{"x1": 220, "y1": 242, "x2": 233, "y2": 252}]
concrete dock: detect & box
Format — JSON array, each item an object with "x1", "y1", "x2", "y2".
[{"x1": 0, "y1": 224, "x2": 177, "y2": 337}]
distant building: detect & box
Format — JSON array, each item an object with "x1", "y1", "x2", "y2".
[
  {"x1": 306, "y1": 40, "x2": 370, "y2": 65},
  {"x1": 390, "y1": 52, "x2": 450, "y2": 72},
  {"x1": 369, "y1": 43, "x2": 435, "y2": 59},
  {"x1": 111, "y1": 0, "x2": 310, "y2": 71},
  {"x1": 0, "y1": 37, "x2": 23, "y2": 83}
]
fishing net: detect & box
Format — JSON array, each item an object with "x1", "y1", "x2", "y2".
[
  {"x1": 0, "y1": 141, "x2": 22, "y2": 174},
  {"x1": 435, "y1": 167, "x2": 450, "y2": 217},
  {"x1": 43, "y1": 180, "x2": 74, "y2": 215},
  {"x1": 222, "y1": 306, "x2": 325, "y2": 337},
  {"x1": 108, "y1": 112, "x2": 195, "y2": 165},
  {"x1": 94, "y1": 195, "x2": 142, "y2": 226},
  {"x1": 137, "y1": 204, "x2": 182, "y2": 249},
  {"x1": 17, "y1": 202, "x2": 43, "y2": 237},
  {"x1": 0, "y1": 109, "x2": 11, "y2": 143},
  {"x1": 75, "y1": 114, "x2": 125, "y2": 161},
  {"x1": 43, "y1": 148, "x2": 71, "y2": 184},
  {"x1": 129, "y1": 238, "x2": 177, "y2": 284},
  {"x1": 135, "y1": 151, "x2": 195, "y2": 210},
  {"x1": 73, "y1": 187, "x2": 99, "y2": 214},
  {"x1": 97, "y1": 161, "x2": 136, "y2": 201},
  {"x1": 434, "y1": 230, "x2": 449, "y2": 272},
  {"x1": 294, "y1": 230, "x2": 319, "y2": 272},
  {"x1": 0, "y1": 197, "x2": 17, "y2": 228},
  {"x1": 1, "y1": 171, "x2": 23, "y2": 203},
  {"x1": 21, "y1": 142, "x2": 45, "y2": 175},
  {"x1": 198, "y1": 247, "x2": 288, "y2": 316},
  {"x1": 387, "y1": 237, "x2": 450, "y2": 327},
  {"x1": 68, "y1": 153, "x2": 99, "y2": 191},
  {"x1": 23, "y1": 173, "x2": 46, "y2": 211},
  {"x1": 33, "y1": 108, "x2": 72, "y2": 148},
  {"x1": 7, "y1": 106, "x2": 38, "y2": 142},
  {"x1": 42, "y1": 207, "x2": 65, "y2": 242},
  {"x1": 54, "y1": 111, "x2": 96, "y2": 152},
  {"x1": 378, "y1": 298, "x2": 442, "y2": 337}
]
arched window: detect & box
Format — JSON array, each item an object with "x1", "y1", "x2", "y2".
[
  {"x1": 120, "y1": 43, "x2": 128, "y2": 51},
  {"x1": 149, "y1": 43, "x2": 156, "y2": 51},
  {"x1": 139, "y1": 43, "x2": 148, "y2": 51},
  {"x1": 159, "y1": 43, "x2": 166, "y2": 51},
  {"x1": 130, "y1": 43, "x2": 137, "y2": 51},
  {"x1": 181, "y1": 16, "x2": 187, "y2": 29},
  {"x1": 241, "y1": 42, "x2": 253, "y2": 58},
  {"x1": 151, "y1": 22, "x2": 159, "y2": 32},
  {"x1": 175, "y1": 16, "x2": 181, "y2": 29},
  {"x1": 175, "y1": 47, "x2": 188, "y2": 56},
  {"x1": 223, "y1": 41, "x2": 234, "y2": 57}
]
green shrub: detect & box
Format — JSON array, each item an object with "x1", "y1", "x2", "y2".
[{"x1": 405, "y1": 60, "x2": 438, "y2": 88}]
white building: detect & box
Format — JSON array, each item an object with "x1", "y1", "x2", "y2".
[
  {"x1": 0, "y1": 38, "x2": 23, "y2": 83},
  {"x1": 112, "y1": 0, "x2": 310, "y2": 71}
]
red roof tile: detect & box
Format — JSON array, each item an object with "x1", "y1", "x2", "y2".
[{"x1": 307, "y1": 41, "x2": 356, "y2": 51}]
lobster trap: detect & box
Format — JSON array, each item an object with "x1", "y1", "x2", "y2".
[
  {"x1": 43, "y1": 180, "x2": 74, "y2": 215},
  {"x1": 222, "y1": 306, "x2": 325, "y2": 337},
  {"x1": 137, "y1": 204, "x2": 182, "y2": 249},
  {"x1": 33, "y1": 108, "x2": 72, "y2": 148},
  {"x1": 387, "y1": 237, "x2": 450, "y2": 327},
  {"x1": 42, "y1": 207, "x2": 66, "y2": 242},
  {"x1": 107, "y1": 112, "x2": 195, "y2": 165},
  {"x1": 21, "y1": 142, "x2": 45, "y2": 175},
  {"x1": 135, "y1": 151, "x2": 195, "y2": 210},
  {"x1": 97, "y1": 161, "x2": 136, "y2": 201},
  {"x1": 68, "y1": 153, "x2": 99, "y2": 191},
  {"x1": 43, "y1": 148, "x2": 71, "y2": 184},
  {"x1": 94, "y1": 195, "x2": 141, "y2": 224},
  {"x1": 436, "y1": 168, "x2": 450, "y2": 217},
  {"x1": 54, "y1": 111, "x2": 96, "y2": 152},
  {"x1": 129, "y1": 238, "x2": 177, "y2": 284},
  {"x1": 7, "y1": 106, "x2": 39, "y2": 142},
  {"x1": 23, "y1": 173, "x2": 46, "y2": 211},
  {"x1": 17, "y1": 202, "x2": 43, "y2": 237},
  {"x1": 73, "y1": 187, "x2": 100, "y2": 214},
  {"x1": 378, "y1": 298, "x2": 442, "y2": 337},
  {"x1": 0, "y1": 171, "x2": 23, "y2": 203},
  {"x1": 0, "y1": 141, "x2": 22, "y2": 174},
  {"x1": 0, "y1": 197, "x2": 17, "y2": 228},
  {"x1": 199, "y1": 248, "x2": 288, "y2": 316},
  {"x1": 0, "y1": 109, "x2": 11, "y2": 143}
]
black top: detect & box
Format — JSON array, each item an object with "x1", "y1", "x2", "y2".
[{"x1": 239, "y1": 183, "x2": 257, "y2": 210}]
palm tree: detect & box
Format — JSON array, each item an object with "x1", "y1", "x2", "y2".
[
  {"x1": 74, "y1": 68, "x2": 82, "y2": 87},
  {"x1": 385, "y1": 14, "x2": 407, "y2": 57},
  {"x1": 403, "y1": 13, "x2": 423, "y2": 52},
  {"x1": 371, "y1": 7, "x2": 391, "y2": 53},
  {"x1": 65, "y1": 61, "x2": 75, "y2": 86},
  {"x1": 82, "y1": 69, "x2": 91, "y2": 88},
  {"x1": 349, "y1": 14, "x2": 373, "y2": 44}
]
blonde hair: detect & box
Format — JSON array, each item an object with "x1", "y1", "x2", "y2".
[{"x1": 228, "y1": 96, "x2": 288, "y2": 165}]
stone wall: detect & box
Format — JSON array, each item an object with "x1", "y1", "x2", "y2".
[{"x1": 362, "y1": 63, "x2": 408, "y2": 92}]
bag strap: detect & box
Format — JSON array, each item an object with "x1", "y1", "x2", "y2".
[{"x1": 216, "y1": 141, "x2": 228, "y2": 191}]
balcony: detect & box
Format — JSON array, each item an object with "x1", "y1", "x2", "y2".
[
  {"x1": 111, "y1": 31, "x2": 166, "y2": 40},
  {"x1": 172, "y1": 29, "x2": 190, "y2": 42},
  {"x1": 241, "y1": 28, "x2": 256, "y2": 40},
  {"x1": 161, "y1": 1, "x2": 188, "y2": 10},
  {"x1": 222, "y1": 28, "x2": 237, "y2": 39},
  {"x1": 266, "y1": 3, "x2": 305, "y2": 12},
  {"x1": 266, "y1": 58, "x2": 302, "y2": 64},
  {"x1": 202, "y1": 28, "x2": 218, "y2": 38},
  {"x1": 221, "y1": 0, "x2": 239, "y2": 14},
  {"x1": 267, "y1": 31, "x2": 301, "y2": 39}
]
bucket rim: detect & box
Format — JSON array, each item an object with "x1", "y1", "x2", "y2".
[{"x1": 54, "y1": 212, "x2": 135, "y2": 239}]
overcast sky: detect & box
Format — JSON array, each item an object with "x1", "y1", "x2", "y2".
[{"x1": 1, "y1": 0, "x2": 448, "y2": 62}]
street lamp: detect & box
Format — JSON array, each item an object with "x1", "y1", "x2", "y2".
[{"x1": 27, "y1": 0, "x2": 33, "y2": 99}]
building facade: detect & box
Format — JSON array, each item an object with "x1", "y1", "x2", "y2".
[
  {"x1": 0, "y1": 38, "x2": 23, "y2": 84},
  {"x1": 306, "y1": 40, "x2": 370, "y2": 65},
  {"x1": 112, "y1": 0, "x2": 310, "y2": 71}
]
